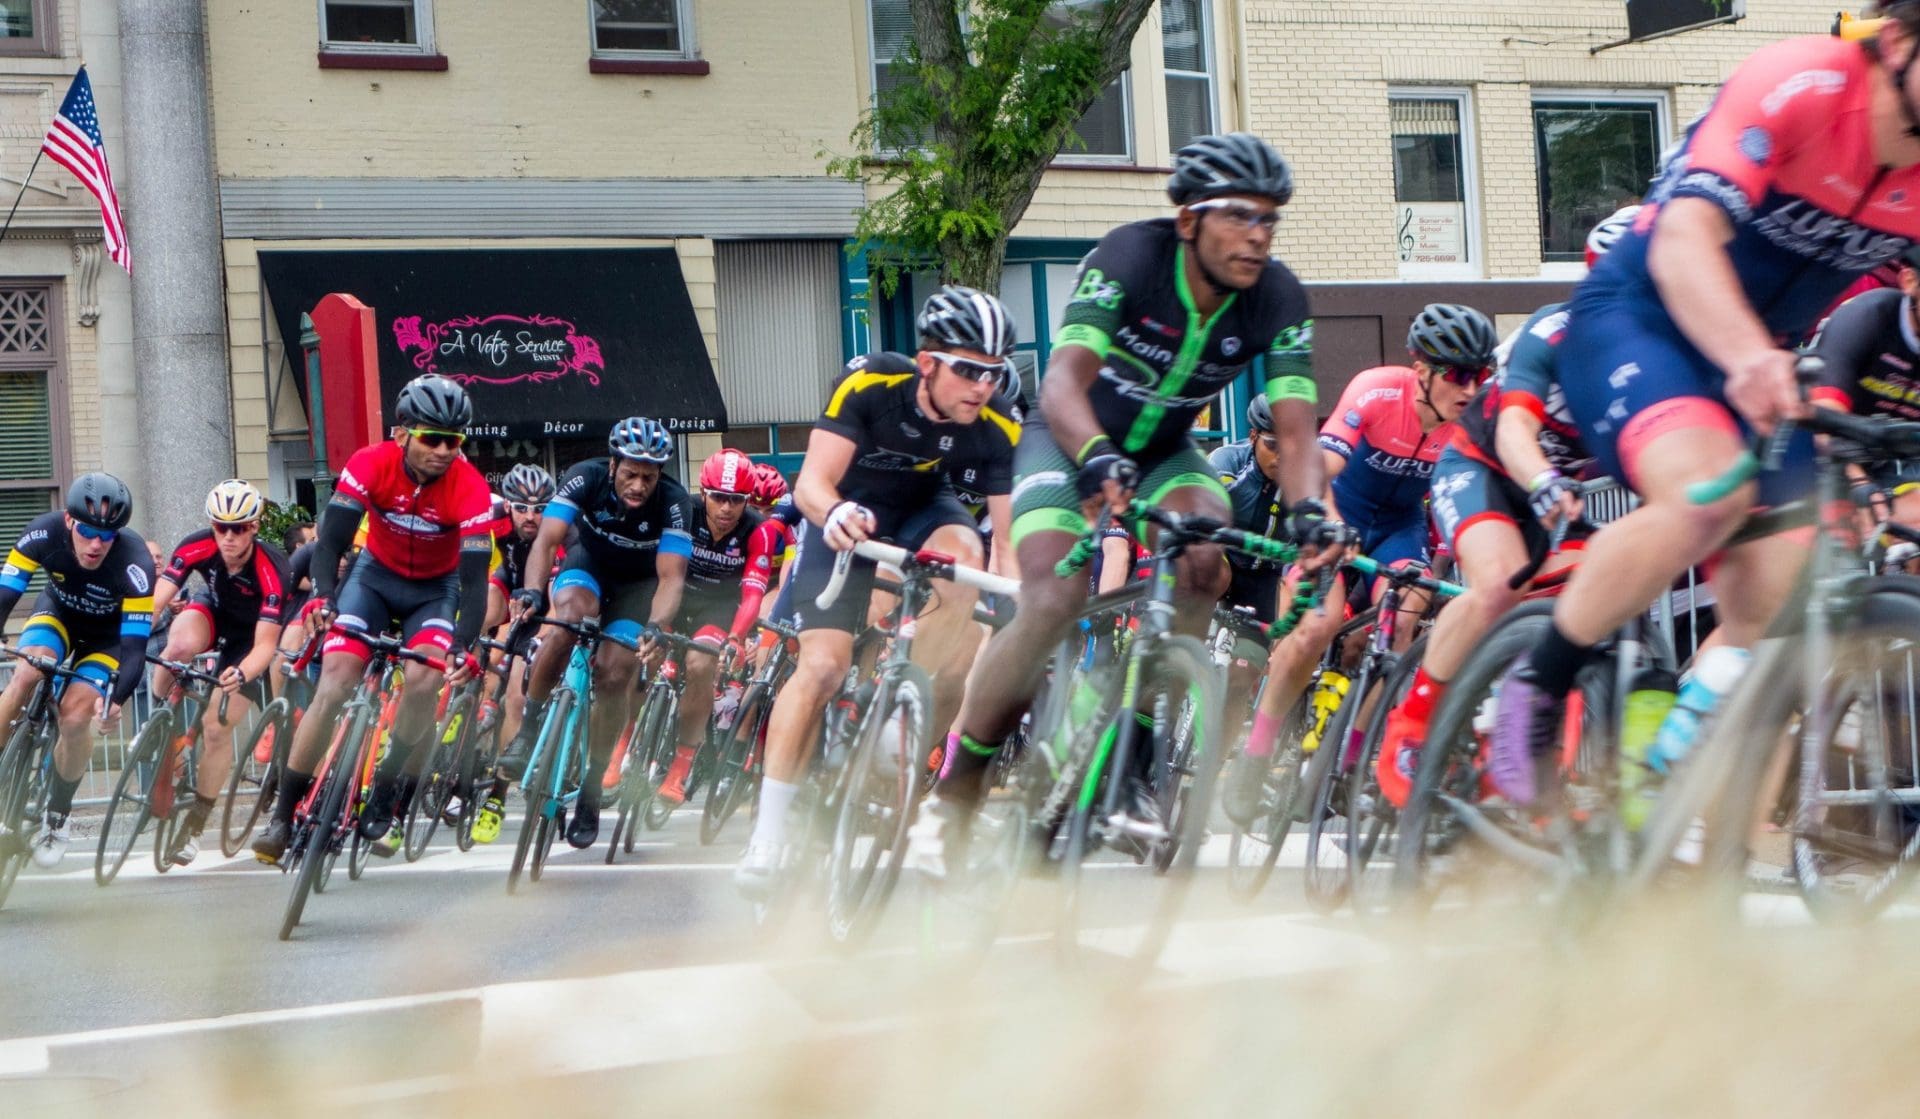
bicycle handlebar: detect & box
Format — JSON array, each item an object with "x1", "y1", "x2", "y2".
[
  {"x1": 1053, "y1": 501, "x2": 1314, "y2": 579},
  {"x1": 816, "y1": 539, "x2": 1021, "y2": 611},
  {"x1": 1344, "y1": 554, "x2": 1464, "y2": 598}
]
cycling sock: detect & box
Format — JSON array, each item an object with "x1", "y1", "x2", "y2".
[
  {"x1": 275, "y1": 768, "x2": 314, "y2": 824},
  {"x1": 1244, "y1": 710, "x2": 1282, "y2": 759},
  {"x1": 1402, "y1": 666, "x2": 1447, "y2": 723},
  {"x1": 749, "y1": 778, "x2": 800, "y2": 847},
  {"x1": 936, "y1": 733, "x2": 1001, "y2": 789},
  {"x1": 185, "y1": 793, "x2": 216, "y2": 832},
  {"x1": 1525, "y1": 622, "x2": 1589, "y2": 699},
  {"x1": 46, "y1": 772, "x2": 81, "y2": 816}
]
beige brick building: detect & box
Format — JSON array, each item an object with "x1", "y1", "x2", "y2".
[
  {"x1": 200, "y1": 0, "x2": 1855, "y2": 503},
  {"x1": 0, "y1": 0, "x2": 134, "y2": 547}
]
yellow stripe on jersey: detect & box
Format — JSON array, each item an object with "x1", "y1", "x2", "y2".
[
  {"x1": 979, "y1": 405, "x2": 1021, "y2": 447},
  {"x1": 4, "y1": 548, "x2": 40, "y2": 574},
  {"x1": 825, "y1": 372, "x2": 914, "y2": 420}
]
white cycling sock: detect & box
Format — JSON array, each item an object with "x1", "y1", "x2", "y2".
[{"x1": 750, "y1": 778, "x2": 800, "y2": 848}]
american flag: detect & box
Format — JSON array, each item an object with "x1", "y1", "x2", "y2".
[{"x1": 41, "y1": 67, "x2": 129, "y2": 273}]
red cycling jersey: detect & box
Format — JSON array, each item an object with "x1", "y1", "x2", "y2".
[
  {"x1": 731, "y1": 517, "x2": 786, "y2": 638},
  {"x1": 335, "y1": 442, "x2": 493, "y2": 580},
  {"x1": 1319, "y1": 366, "x2": 1452, "y2": 528}
]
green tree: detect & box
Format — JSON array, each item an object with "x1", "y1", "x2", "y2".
[{"x1": 828, "y1": 0, "x2": 1156, "y2": 296}]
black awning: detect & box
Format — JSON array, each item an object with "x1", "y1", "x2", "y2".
[{"x1": 259, "y1": 247, "x2": 727, "y2": 440}]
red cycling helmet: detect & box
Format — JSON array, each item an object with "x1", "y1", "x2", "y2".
[
  {"x1": 749, "y1": 462, "x2": 789, "y2": 507},
  {"x1": 699, "y1": 448, "x2": 755, "y2": 496}
]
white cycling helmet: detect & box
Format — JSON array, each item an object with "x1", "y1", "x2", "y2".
[{"x1": 206, "y1": 478, "x2": 265, "y2": 525}]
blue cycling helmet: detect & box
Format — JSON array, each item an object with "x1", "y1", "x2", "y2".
[{"x1": 608, "y1": 417, "x2": 673, "y2": 464}]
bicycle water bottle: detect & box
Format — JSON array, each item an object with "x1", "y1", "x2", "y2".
[
  {"x1": 1618, "y1": 665, "x2": 1678, "y2": 831},
  {"x1": 1648, "y1": 646, "x2": 1751, "y2": 774},
  {"x1": 1300, "y1": 671, "x2": 1350, "y2": 754}
]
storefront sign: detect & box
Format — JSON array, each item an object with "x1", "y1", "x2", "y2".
[
  {"x1": 1397, "y1": 203, "x2": 1466, "y2": 266},
  {"x1": 260, "y1": 248, "x2": 727, "y2": 440}
]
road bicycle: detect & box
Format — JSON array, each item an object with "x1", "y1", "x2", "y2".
[
  {"x1": 0, "y1": 650, "x2": 115, "y2": 910},
  {"x1": 95, "y1": 652, "x2": 230, "y2": 885}
]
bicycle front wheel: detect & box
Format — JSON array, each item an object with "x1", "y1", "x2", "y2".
[
  {"x1": 96, "y1": 711, "x2": 170, "y2": 886},
  {"x1": 1302, "y1": 665, "x2": 1381, "y2": 915},
  {"x1": 222, "y1": 699, "x2": 289, "y2": 857},
  {"x1": 279, "y1": 710, "x2": 367, "y2": 941},
  {"x1": 1055, "y1": 635, "x2": 1224, "y2": 980},
  {"x1": 826, "y1": 664, "x2": 931, "y2": 949},
  {"x1": 0, "y1": 720, "x2": 47, "y2": 910},
  {"x1": 510, "y1": 688, "x2": 573, "y2": 894},
  {"x1": 404, "y1": 693, "x2": 471, "y2": 861},
  {"x1": 700, "y1": 683, "x2": 767, "y2": 846},
  {"x1": 640, "y1": 689, "x2": 682, "y2": 834},
  {"x1": 1225, "y1": 700, "x2": 1310, "y2": 904}
]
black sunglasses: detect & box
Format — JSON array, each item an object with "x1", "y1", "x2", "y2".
[{"x1": 1437, "y1": 364, "x2": 1490, "y2": 387}]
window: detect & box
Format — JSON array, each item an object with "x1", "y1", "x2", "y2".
[
  {"x1": 867, "y1": 0, "x2": 930, "y2": 149},
  {"x1": 1390, "y1": 92, "x2": 1478, "y2": 274},
  {"x1": 1161, "y1": 0, "x2": 1214, "y2": 153},
  {"x1": 319, "y1": 0, "x2": 434, "y2": 52},
  {"x1": 591, "y1": 0, "x2": 693, "y2": 57},
  {"x1": 0, "y1": 0, "x2": 57, "y2": 56},
  {"x1": 0, "y1": 287, "x2": 63, "y2": 565},
  {"x1": 1533, "y1": 96, "x2": 1665, "y2": 262},
  {"x1": 1046, "y1": 4, "x2": 1130, "y2": 162}
]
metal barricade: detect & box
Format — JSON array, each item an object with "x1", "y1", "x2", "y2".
[
  {"x1": 1578, "y1": 478, "x2": 1714, "y2": 665},
  {"x1": 0, "y1": 657, "x2": 154, "y2": 809}
]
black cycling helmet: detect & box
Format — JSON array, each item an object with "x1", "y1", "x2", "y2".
[
  {"x1": 1246, "y1": 393, "x2": 1273, "y2": 434},
  {"x1": 394, "y1": 373, "x2": 473, "y2": 431},
  {"x1": 1168, "y1": 132, "x2": 1294, "y2": 207},
  {"x1": 1407, "y1": 303, "x2": 1498, "y2": 370},
  {"x1": 501, "y1": 463, "x2": 556, "y2": 505},
  {"x1": 917, "y1": 285, "x2": 1018, "y2": 358},
  {"x1": 67, "y1": 471, "x2": 133, "y2": 532}
]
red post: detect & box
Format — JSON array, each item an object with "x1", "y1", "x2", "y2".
[{"x1": 309, "y1": 293, "x2": 384, "y2": 474}]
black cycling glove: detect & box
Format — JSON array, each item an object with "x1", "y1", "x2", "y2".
[{"x1": 1075, "y1": 438, "x2": 1140, "y2": 502}]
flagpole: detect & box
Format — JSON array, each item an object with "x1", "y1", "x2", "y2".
[{"x1": 0, "y1": 147, "x2": 47, "y2": 248}]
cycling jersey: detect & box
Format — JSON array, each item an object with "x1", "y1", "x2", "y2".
[
  {"x1": 1054, "y1": 218, "x2": 1315, "y2": 454},
  {"x1": 818, "y1": 352, "x2": 1021, "y2": 511},
  {"x1": 285, "y1": 541, "x2": 315, "y2": 614},
  {"x1": 1320, "y1": 367, "x2": 1451, "y2": 531},
  {"x1": 160, "y1": 531, "x2": 291, "y2": 627},
  {"x1": 1208, "y1": 440, "x2": 1286, "y2": 572},
  {"x1": 544, "y1": 459, "x2": 693, "y2": 580},
  {"x1": 683, "y1": 501, "x2": 763, "y2": 600},
  {"x1": 1597, "y1": 36, "x2": 1920, "y2": 342},
  {"x1": 0, "y1": 511, "x2": 155, "y2": 704},
  {"x1": 1810, "y1": 287, "x2": 1920, "y2": 418},
  {"x1": 334, "y1": 441, "x2": 494, "y2": 580},
  {"x1": 1451, "y1": 303, "x2": 1593, "y2": 479}
]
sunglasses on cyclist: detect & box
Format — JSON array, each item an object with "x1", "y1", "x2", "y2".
[
  {"x1": 1436, "y1": 364, "x2": 1490, "y2": 388},
  {"x1": 507, "y1": 501, "x2": 545, "y2": 516},
  {"x1": 408, "y1": 428, "x2": 466, "y2": 449},
  {"x1": 1187, "y1": 198, "x2": 1283, "y2": 232},
  {"x1": 211, "y1": 521, "x2": 258, "y2": 536},
  {"x1": 706, "y1": 492, "x2": 749, "y2": 506},
  {"x1": 929, "y1": 351, "x2": 1014, "y2": 385},
  {"x1": 73, "y1": 522, "x2": 117, "y2": 543}
]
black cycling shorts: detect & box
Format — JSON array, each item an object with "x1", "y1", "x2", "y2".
[
  {"x1": 326, "y1": 552, "x2": 459, "y2": 661},
  {"x1": 1222, "y1": 564, "x2": 1282, "y2": 627},
  {"x1": 552, "y1": 548, "x2": 659, "y2": 644},
  {"x1": 785, "y1": 492, "x2": 975, "y2": 633}
]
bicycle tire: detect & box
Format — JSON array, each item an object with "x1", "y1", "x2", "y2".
[
  {"x1": 510, "y1": 687, "x2": 573, "y2": 894},
  {"x1": 1225, "y1": 728, "x2": 1307, "y2": 904},
  {"x1": 454, "y1": 707, "x2": 500, "y2": 854},
  {"x1": 605, "y1": 702, "x2": 655, "y2": 863},
  {"x1": 826, "y1": 664, "x2": 931, "y2": 949},
  {"x1": 279, "y1": 707, "x2": 367, "y2": 941},
  {"x1": 1055, "y1": 635, "x2": 1223, "y2": 979},
  {"x1": 96, "y1": 710, "x2": 170, "y2": 886},
  {"x1": 1301, "y1": 664, "x2": 1382, "y2": 915},
  {"x1": 1347, "y1": 642, "x2": 1426, "y2": 918},
  {"x1": 404, "y1": 693, "x2": 471, "y2": 861},
  {"x1": 700, "y1": 683, "x2": 767, "y2": 846},
  {"x1": 640, "y1": 688, "x2": 682, "y2": 833},
  {"x1": 0, "y1": 719, "x2": 45, "y2": 911},
  {"x1": 222, "y1": 699, "x2": 289, "y2": 857}
]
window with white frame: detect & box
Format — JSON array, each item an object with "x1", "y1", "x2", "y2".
[
  {"x1": 0, "y1": 0, "x2": 58, "y2": 57},
  {"x1": 591, "y1": 0, "x2": 694, "y2": 58},
  {"x1": 320, "y1": 0, "x2": 434, "y2": 52},
  {"x1": 1390, "y1": 93, "x2": 1477, "y2": 273},
  {"x1": 1533, "y1": 95, "x2": 1665, "y2": 262},
  {"x1": 1046, "y1": 3, "x2": 1130, "y2": 161},
  {"x1": 867, "y1": 0, "x2": 930, "y2": 149},
  {"x1": 1161, "y1": 0, "x2": 1214, "y2": 153}
]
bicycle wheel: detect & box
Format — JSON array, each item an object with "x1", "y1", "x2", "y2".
[
  {"x1": 222, "y1": 699, "x2": 289, "y2": 857},
  {"x1": 0, "y1": 720, "x2": 47, "y2": 911},
  {"x1": 533, "y1": 711, "x2": 584, "y2": 882},
  {"x1": 641, "y1": 689, "x2": 682, "y2": 833},
  {"x1": 605, "y1": 702, "x2": 656, "y2": 863},
  {"x1": 279, "y1": 709, "x2": 367, "y2": 941},
  {"x1": 509, "y1": 687, "x2": 573, "y2": 894},
  {"x1": 700, "y1": 683, "x2": 767, "y2": 846},
  {"x1": 1347, "y1": 644, "x2": 1425, "y2": 918},
  {"x1": 96, "y1": 710, "x2": 170, "y2": 886},
  {"x1": 1301, "y1": 665, "x2": 1382, "y2": 915},
  {"x1": 1055, "y1": 635, "x2": 1224, "y2": 979},
  {"x1": 454, "y1": 706, "x2": 501, "y2": 854},
  {"x1": 404, "y1": 693, "x2": 470, "y2": 861},
  {"x1": 1225, "y1": 699, "x2": 1311, "y2": 904},
  {"x1": 826, "y1": 664, "x2": 931, "y2": 949}
]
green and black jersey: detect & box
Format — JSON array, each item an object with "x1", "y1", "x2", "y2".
[{"x1": 1054, "y1": 217, "x2": 1315, "y2": 455}]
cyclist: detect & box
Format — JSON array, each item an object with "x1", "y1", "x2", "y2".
[
  {"x1": 149, "y1": 479, "x2": 291, "y2": 864},
  {"x1": 1369, "y1": 213, "x2": 1640, "y2": 806},
  {"x1": 742, "y1": 466, "x2": 801, "y2": 668},
  {"x1": 0, "y1": 473, "x2": 153, "y2": 867},
  {"x1": 914, "y1": 132, "x2": 1335, "y2": 874},
  {"x1": 732, "y1": 285, "x2": 1023, "y2": 897},
  {"x1": 1493, "y1": 10, "x2": 1920, "y2": 806},
  {"x1": 1218, "y1": 303, "x2": 1494, "y2": 824},
  {"x1": 1810, "y1": 243, "x2": 1920, "y2": 532},
  {"x1": 251, "y1": 374, "x2": 493, "y2": 863},
  {"x1": 641, "y1": 447, "x2": 770, "y2": 807},
  {"x1": 482, "y1": 417, "x2": 690, "y2": 850},
  {"x1": 480, "y1": 462, "x2": 556, "y2": 774}
]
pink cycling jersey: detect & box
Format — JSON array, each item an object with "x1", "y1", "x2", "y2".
[{"x1": 1319, "y1": 366, "x2": 1452, "y2": 528}]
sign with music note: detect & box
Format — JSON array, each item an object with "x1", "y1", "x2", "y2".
[{"x1": 1397, "y1": 202, "x2": 1466, "y2": 266}]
